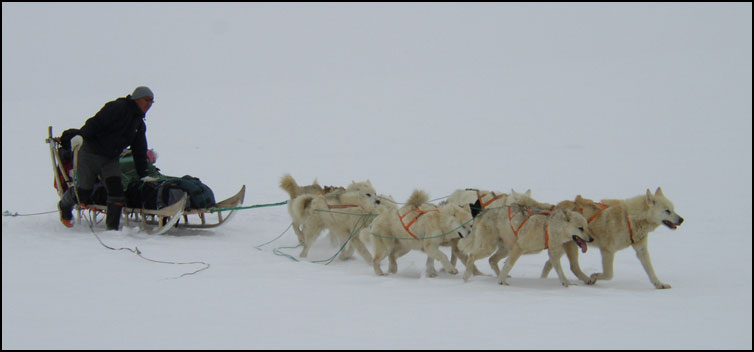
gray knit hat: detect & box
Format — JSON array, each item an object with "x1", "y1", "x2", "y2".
[{"x1": 131, "y1": 86, "x2": 154, "y2": 100}]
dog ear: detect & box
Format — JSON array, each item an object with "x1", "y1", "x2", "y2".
[
  {"x1": 469, "y1": 200, "x2": 482, "y2": 218},
  {"x1": 645, "y1": 189, "x2": 655, "y2": 204},
  {"x1": 655, "y1": 187, "x2": 664, "y2": 197}
]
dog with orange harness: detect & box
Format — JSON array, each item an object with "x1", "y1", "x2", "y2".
[
  {"x1": 458, "y1": 190, "x2": 593, "y2": 287},
  {"x1": 289, "y1": 179, "x2": 380, "y2": 262},
  {"x1": 541, "y1": 188, "x2": 684, "y2": 289},
  {"x1": 365, "y1": 190, "x2": 473, "y2": 277}
]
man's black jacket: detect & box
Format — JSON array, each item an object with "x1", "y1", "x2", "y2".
[{"x1": 79, "y1": 95, "x2": 148, "y2": 178}]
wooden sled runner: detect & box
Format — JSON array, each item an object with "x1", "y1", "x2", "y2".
[{"x1": 46, "y1": 126, "x2": 245, "y2": 235}]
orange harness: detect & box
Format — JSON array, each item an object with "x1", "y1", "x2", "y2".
[
  {"x1": 476, "y1": 190, "x2": 507, "y2": 210},
  {"x1": 626, "y1": 214, "x2": 635, "y2": 244},
  {"x1": 577, "y1": 203, "x2": 635, "y2": 244},
  {"x1": 399, "y1": 208, "x2": 439, "y2": 239},
  {"x1": 508, "y1": 206, "x2": 552, "y2": 238},
  {"x1": 586, "y1": 203, "x2": 609, "y2": 224},
  {"x1": 323, "y1": 186, "x2": 345, "y2": 194},
  {"x1": 327, "y1": 204, "x2": 359, "y2": 209}
]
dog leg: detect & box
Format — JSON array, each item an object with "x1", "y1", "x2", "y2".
[
  {"x1": 425, "y1": 256, "x2": 438, "y2": 277},
  {"x1": 498, "y1": 246, "x2": 523, "y2": 285},
  {"x1": 348, "y1": 236, "x2": 374, "y2": 264},
  {"x1": 548, "y1": 249, "x2": 571, "y2": 287},
  {"x1": 371, "y1": 238, "x2": 388, "y2": 276},
  {"x1": 388, "y1": 253, "x2": 398, "y2": 274},
  {"x1": 424, "y1": 245, "x2": 457, "y2": 276},
  {"x1": 338, "y1": 243, "x2": 355, "y2": 261},
  {"x1": 300, "y1": 222, "x2": 324, "y2": 258},
  {"x1": 292, "y1": 222, "x2": 305, "y2": 245},
  {"x1": 562, "y1": 241, "x2": 594, "y2": 284},
  {"x1": 590, "y1": 248, "x2": 616, "y2": 282},
  {"x1": 390, "y1": 245, "x2": 410, "y2": 274},
  {"x1": 452, "y1": 245, "x2": 482, "y2": 276},
  {"x1": 632, "y1": 237, "x2": 671, "y2": 289},
  {"x1": 488, "y1": 244, "x2": 509, "y2": 277},
  {"x1": 462, "y1": 254, "x2": 478, "y2": 282},
  {"x1": 540, "y1": 260, "x2": 553, "y2": 279}
]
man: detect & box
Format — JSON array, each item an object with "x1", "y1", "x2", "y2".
[{"x1": 58, "y1": 86, "x2": 155, "y2": 230}]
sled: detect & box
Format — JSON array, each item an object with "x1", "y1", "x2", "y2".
[{"x1": 46, "y1": 126, "x2": 245, "y2": 235}]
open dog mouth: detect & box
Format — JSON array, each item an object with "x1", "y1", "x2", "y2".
[
  {"x1": 663, "y1": 220, "x2": 678, "y2": 229},
  {"x1": 573, "y1": 236, "x2": 588, "y2": 253}
]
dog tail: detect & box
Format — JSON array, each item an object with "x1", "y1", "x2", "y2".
[
  {"x1": 280, "y1": 174, "x2": 299, "y2": 199},
  {"x1": 292, "y1": 194, "x2": 316, "y2": 218},
  {"x1": 406, "y1": 189, "x2": 429, "y2": 208}
]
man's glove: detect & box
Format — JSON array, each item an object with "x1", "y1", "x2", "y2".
[
  {"x1": 140, "y1": 176, "x2": 160, "y2": 182},
  {"x1": 71, "y1": 135, "x2": 83, "y2": 150}
]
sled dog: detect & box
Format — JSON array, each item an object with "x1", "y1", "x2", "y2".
[
  {"x1": 366, "y1": 190, "x2": 473, "y2": 277},
  {"x1": 541, "y1": 187, "x2": 684, "y2": 289},
  {"x1": 456, "y1": 189, "x2": 555, "y2": 281},
  {"x1": 459, "y1": 197, "x2": 592, "y2": 287},
  {"x1": 290, "y1": 180, "x2": 379, "y2": 262},
  {"x1": 280, "y1": 174, "x2": 347, "y2": 246},
  {"x1": 280, "y1": 174, "x2": 324, "y2": 245},
  {"x1": 442, "y1": 188, "x2": 525, "y2": 273}
]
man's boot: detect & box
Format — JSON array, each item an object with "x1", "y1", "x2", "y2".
[
  {"x1": 57, "y1": 188, "x2": 82, "y2": 228},
  {"x1": 105, "y1": 202, "x2": 123, "y2": 231},
  {"x1": 58, "y1": 200, "x2": 74, "y2": 228}
]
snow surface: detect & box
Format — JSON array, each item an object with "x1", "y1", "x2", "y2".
[{"x1": 2, "y1": 3, "x2": 752, "y2": 349}]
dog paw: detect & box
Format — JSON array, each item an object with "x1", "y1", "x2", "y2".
[
  {"x1": 447, "y1": 268, "x2": 458, "y2": 275},
  {"x1": 560, "y1": 280, "x2": 571, "y2": 287},
  {"x1": 654, "y1": 282, "x2": 671, "y2": 289}
]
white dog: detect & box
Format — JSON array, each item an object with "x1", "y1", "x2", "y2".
[
  {"x1": 366, "y1": 190, "x2": 473, "y2": 277},
  {"x1": 456, "y1": 189, "x2": 555, "y2": 281},
  {"x1": 280, "y1": 174, "x2": 324, "y2": 245},
  {"x1": 290, "y1": 180, "x2": 380, "y2": 262},
  {"x1": 541, "y1": 188, "x2": 684, "y2": 289}
]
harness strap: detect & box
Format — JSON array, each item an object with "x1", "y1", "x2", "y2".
[
  {"x1": 587, "y1": 203, "x2": 609, "y2": 224},
  {"x1": 323, "y1": 186, "x2": 345, "y2": 194},
  {"x1": 328, "y1": 204, "x2": 359, "y2": 209},
  {"x1": 544, "y1": 222, "x2": 549, "y2": 249},
  {"x1": 509, "y1": 206, "x2": 552, "y2": 237},
  {"x1": 476, "y1": 190, "x2": 506, "y2": 210},
  {"x1": 626, "y1": 214, "x2": 635, "y2": 244},
  {"x1": 399, "y1": 208, "x2": 439, "y2": 239}
]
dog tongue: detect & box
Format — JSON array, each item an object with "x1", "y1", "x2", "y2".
[{"x1": 573, "y1": 236, "x2": 587, "y2": 253}]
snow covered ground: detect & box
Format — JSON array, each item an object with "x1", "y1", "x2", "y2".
[{"x1": 3, "y1": 3, "x2": 751, "y2": 349}]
